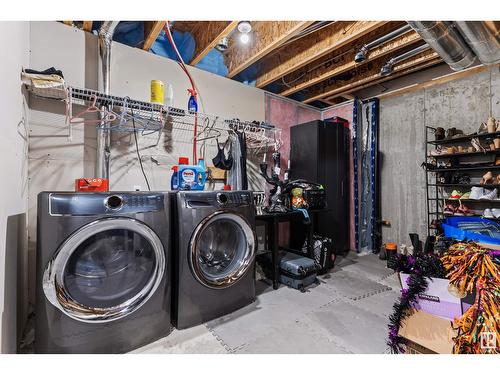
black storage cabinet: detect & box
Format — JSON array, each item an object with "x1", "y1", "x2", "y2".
[{"x1": 289, "y1": 118, "x2": 350, "y2": 255}]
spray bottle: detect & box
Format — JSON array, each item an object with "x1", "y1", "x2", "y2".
[{"x1": 187, "y1": 88, "x2": 198, "y2": 113}]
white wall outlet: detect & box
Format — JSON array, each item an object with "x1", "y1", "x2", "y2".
[{"x1": 133, "y1": 185, "x2": 142, "y2": 191}]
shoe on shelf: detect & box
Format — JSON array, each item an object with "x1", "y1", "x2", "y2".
[
  {"x1": 460, "y1": 191, "x2": 471, "y2": 199},
  {"x1": 478, "y1": 122, "x2": 488, "y2": 134},
  {"x1": 429, "y1": 146, "x2": 445, "y2": 156},
  {"x1": 483, "y1": 208, "x2": 495, "y2": 219},
  {"x1": 469, "y1": 186, "x2": 485, "y2": 200},
  {"x1": 456, "y1": 204, "x2": 473, "y2": 216},
  {"x1": 479, "y1": 188, "x2": 498, "y2": 200},
  {"x1": 435, "y1": 127, "x2": 445, "y2": 141},
  {"x1": 495, "y1": 156, "x2": 500, "y2": 166},
  {"x1": 471, "y1": 137, "x2": 486, "y2": 153},
  {"x1": 491, "y1": 208, "x2": 500, "y2": 218},
  {"x1": 480, "y1": 171, "x2": 494, "y2": 185},
  {"x1": 443, "y1": 204, "x2": 457, "y2": 215},
  {"x1": 487, "y1": 117, "x2": 496, "y2": 133},
  {"x1": 450, "y1": 190, "x2": 463, "y2": 199}
]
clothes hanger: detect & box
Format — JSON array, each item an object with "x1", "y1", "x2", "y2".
[
  {"x1": 196, "y1": 116, "x2": 221, "y2": 142},
  {"x1": 69, "y1": 94, "x2": 116, "y2": 125}
]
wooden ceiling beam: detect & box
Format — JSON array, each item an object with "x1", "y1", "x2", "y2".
[
  {"x1": 82, "y1": 21, "x2": 93, "y2": 32},
  {"x1": 226, "y1": 21, "x2": 315, "y2": 78},
  {"x1": 303, "y1": 49, "x2": 441, "y2": 103},
  {"x1": 255, "y1": 21, "x2": 389, "y2": 88},
  {"x1": 189, "y1": 21, "x2": 238, "y2": 65},
  {"x1": 278, "y1": 25, "x2": 420, "y2": 96},
  {"x1": 143, "y1": 21, "x2": 166, "y2": 51}
]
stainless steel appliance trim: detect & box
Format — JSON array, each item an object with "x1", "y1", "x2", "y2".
[
  {"x1": 189, "y1": 211, "x2": 255, "y2": 289},
  {"x1": 43, "y1": 217, "x2": 165, "y2": 323}
]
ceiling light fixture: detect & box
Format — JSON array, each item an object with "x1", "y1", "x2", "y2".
[
  {"x1": 237, "y1": 21, "x2": 252, "y2": 44},
  {"x1": 237, "y1": 21, "x2": 252, "y2": 34}
]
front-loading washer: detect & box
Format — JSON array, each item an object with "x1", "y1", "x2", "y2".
[
  {"x1": 35, "y1": 191, "x2": 172, "y2": 353},
  {"x1": 172, "y1": 190, "x2": 256, "y2": 329}
]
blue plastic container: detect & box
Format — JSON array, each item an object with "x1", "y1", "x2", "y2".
[
  {"x1": 178, "y1": 159, "x2": 206, "y2": 191},
  {"x1": 442, "y1": 216, "x2": 500, "y2": 245}
]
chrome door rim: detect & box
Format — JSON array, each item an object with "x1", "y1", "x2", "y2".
[
  {"x1": 43, "y1": 217, "x2": 165, "y2": 323},
  {"x1": 189, "y1": 211, "x2": 255, "y2": 289}
]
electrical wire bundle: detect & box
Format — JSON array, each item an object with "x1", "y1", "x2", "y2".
[{"x1": 441, "y1": 243, "x2": 500, "y2": 354}]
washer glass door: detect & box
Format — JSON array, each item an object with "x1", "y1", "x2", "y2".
[
  {"x1": 190, "y1": 212, "x2": 255, "y2": 288},
  {"x1": 43, "y1": 218, "x2": 165, "y2": 323}
]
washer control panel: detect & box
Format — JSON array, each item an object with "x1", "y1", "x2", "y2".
[{"x1": 49, "y1": 192, "x2": 164, "y2": 216}]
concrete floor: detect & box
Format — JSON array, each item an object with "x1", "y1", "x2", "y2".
[{"x1": 131, "y1": 252, "x2": 401, "y2": 354}]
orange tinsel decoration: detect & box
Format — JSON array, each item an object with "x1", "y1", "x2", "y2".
[{"x1": 441, "y1": 243, "x2": 500, "y2": 354}]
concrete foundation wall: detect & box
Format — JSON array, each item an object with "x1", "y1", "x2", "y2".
[{"x1": 379, "y1": 65, "x2": 500, "y2": 246}]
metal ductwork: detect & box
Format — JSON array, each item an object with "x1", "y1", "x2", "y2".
[
  {"x1": 454, "y1": 21, "x2": 500, "y2": 65},
  {"x1": 380, "y1": 43, "x2": 430, "y2": 76},
  {"x1": 355, "y1": 24, "x2": 413, "y2": 63},
  {"x1": 96, "y1": 21, "x2": 119, "y2": 180},
  {"x1": 407, "y1": 21, "x2": 476, "y2": 71}
]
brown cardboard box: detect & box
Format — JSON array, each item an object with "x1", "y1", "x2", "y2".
[{"x1": 399, "y1": 310, "x2": 457, "y2": 354}]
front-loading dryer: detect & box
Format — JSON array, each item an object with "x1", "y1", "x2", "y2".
[
  {"x1": 35, "y1": 191, "x2": 172, "y2": 353},
  {"x1": 173, "y1": 190, "x2": 256, "y2": 329}
]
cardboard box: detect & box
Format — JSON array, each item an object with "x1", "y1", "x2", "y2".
[
  {"x1": 399, "y1": 273, "x2": 464, "y2": 321},
  {"x1": 399, "y1": 310, "x2": 457, "y2": 354}
]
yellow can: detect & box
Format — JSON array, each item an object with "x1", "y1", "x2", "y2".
[{"x1": 150, "y1": 80, "x2": 165, "y2": 105}]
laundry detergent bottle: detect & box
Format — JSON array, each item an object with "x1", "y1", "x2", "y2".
[{"x1": 178, "y1": 157, "x2": 206, "y2": 190}]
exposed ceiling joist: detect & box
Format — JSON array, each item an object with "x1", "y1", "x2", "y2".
[
  {"x1": 82, "y1": 21, "x2": 93, "y2": 32},
  {"x1": 189, "y1": 21, "x2": 239, "y2": 65},
  {"x1": 303, "y1": 49, "x2": 441, "y2": 103},
  {"x1": 255, "y1": 21, "x2": 389, "y2": 88},
  {"x1": 279, "y1": 26, "x2": 420, "y2": 96},
  {"x1": 143, "y1": 21, "x2": 166, "y2": 51},
  {"x1": 226, "y1": 21, "x2": 315, "y2": 78}
]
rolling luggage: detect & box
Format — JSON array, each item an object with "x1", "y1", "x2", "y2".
[
  {"x1": 258, "y1": 250, "x2": 319, "y2": 292},
  {"x1": 279, "y1": 251, "x2": 319, "y2": 292}
]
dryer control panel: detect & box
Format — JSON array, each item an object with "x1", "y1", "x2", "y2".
[
  {"x1": 49, "y1": 192, "x2": 165, "y2": 216},
  {"x1": 183, "y1": 191, "x2": 252, "y2": 208}
]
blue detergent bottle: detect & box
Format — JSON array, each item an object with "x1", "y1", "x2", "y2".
[
  {"x1": 178, "y1": 157, "x2": 206, "y2": 190},
  {"x1": 170, "y1": 166, "x2": 179, "y2": 190}
]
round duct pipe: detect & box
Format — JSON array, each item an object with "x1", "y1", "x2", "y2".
[
  {"x1": 408, "y1": 21, "x2": 476, "y2": 71},
  {"x1": 455, "y1": 21, "x2": 500, "y2": 65}
]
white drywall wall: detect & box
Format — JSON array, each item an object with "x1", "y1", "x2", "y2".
[
  {"x1": 26, "y1": 21, "x2": 268, "y2": 310},
  {"x1": 0, "y1": 21, "x2": 30, "y2": 353}
]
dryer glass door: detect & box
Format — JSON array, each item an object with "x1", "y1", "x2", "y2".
[
  {"x1": 190, "y1": 212, "x2": 255, "y2": 289},
  {"x1": 43, "y1": 218, "x2": 165, "y2": 323}
]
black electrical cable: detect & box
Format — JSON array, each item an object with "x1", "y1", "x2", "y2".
[{"x1": 130, "y1": 107, "x2": 151, "y2": 191}]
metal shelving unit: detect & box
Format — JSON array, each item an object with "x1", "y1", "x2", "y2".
[
  {"x1": 25, "y1": 83, "x2": 282, "y2": 149},
  {"x1": 425, "y1": 126, "x2": 500, "y2": 235}
]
